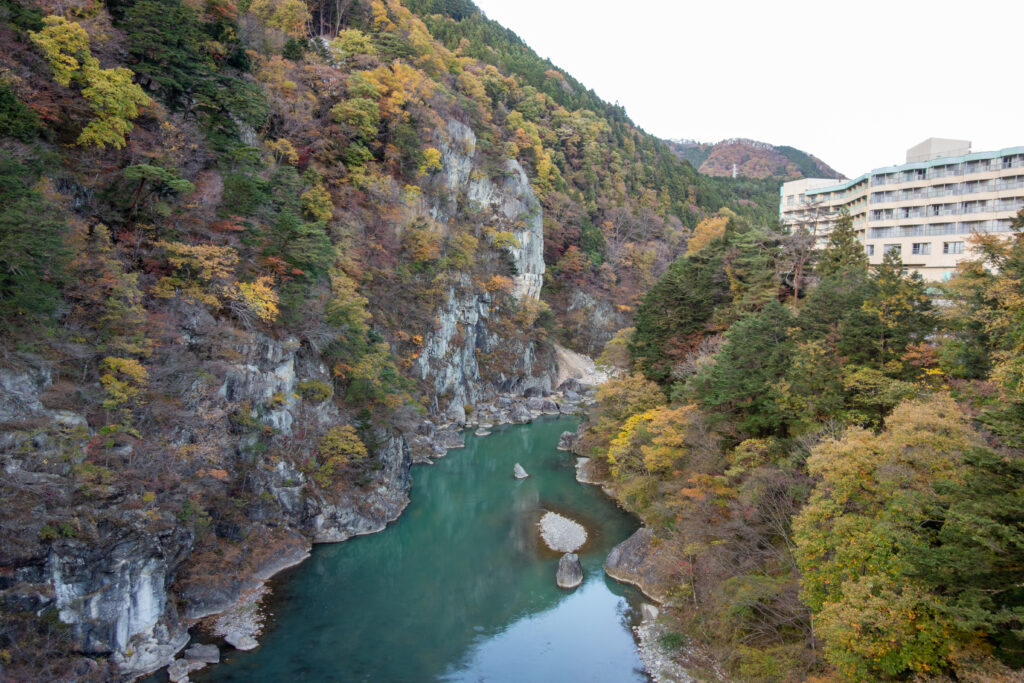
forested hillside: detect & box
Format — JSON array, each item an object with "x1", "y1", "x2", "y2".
[
  {"x1": 583, "y1": 209, "x2": 1024, "y2": 681},
  {"x1": 671, "y1": 138, "x2": 843, "y2": 180},
  {"x1": 0, "y1": 0, "x2": 782, "y2": 679}
]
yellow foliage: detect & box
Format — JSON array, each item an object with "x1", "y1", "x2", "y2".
[
  {"x1": 686, "y1": 210, "x2": 734, "y2": 256},
  {"x1": 249, "y1": 0, "x2": 310, "y2": 37},
  {"x1": 484, "y1": 228, "x2": 520, "y2": 250},
  {"x1": 234, "y1": 277, "x2": 280, "y2": 323},
  {"x1": 419, "y1": 147, "x2": 443, "y2": 175},
  {"x1": 153, "y1": 241, "x2": 238, "y2": 308},
  {"x1": 266, "y1": 137, "x2": 299, "y2": 165},
  {"x1": 484, "y1": 275, "x2": 513, "y2": 294},
  {"x1": 30, "y1": 16, "x2": 150, "y2": 149},
  {"x1": 99, "y1": 356, "x2": 148, "y2": 411},
  {"x1": 314, "y1": 424, "x2": 368, "y2": 487},
  {"x1": 606, "y1": 404, "x2": 696, "y2": 477},
  {"x1": 30, "y1": 16, "x2": 90, "y2": 87},
  {"x1": 329, "y1": 28, "x2": 376, "y2": 60},
  {"x1": 402, "y1": 220, "x2": 441, "y2": 263},
  {"x1": 300, "y1": 182, "x2": 334, "y2": 221},
  {"x1": 370, "y1": 0, "x2": 394, "y2": 31}
]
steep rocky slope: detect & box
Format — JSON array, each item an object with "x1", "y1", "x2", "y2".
[{"x1": 0, "y1": 0, "x2": 779, "y2": 678}]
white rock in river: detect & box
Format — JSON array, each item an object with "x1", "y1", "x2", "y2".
[
  {"x1": 556, "y1": 553, "x2": 584, "y2": 589},
  {"x1": 538, "y1": 511, "x2": 587, "y2": 552},
  {"x1": 225, "y1": 633, "x2": 259, "y2": 651},
  {"x1": 513, "y1": 463, "x2": 529, "y2": 479}
]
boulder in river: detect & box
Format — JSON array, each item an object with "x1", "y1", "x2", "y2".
[
  {"x1": 557, "y1": 431, "x2": 577, "y2": 451},
  {"x1": 167, "y1": 658, "x2": 208, "y2": 682},
  {"x1": 538, "y1": 511, "x2": 587, "y2": 552},
  {"x1": 184, "y1": 643, "x2": 220, "y2": 664},
  {"x1": 513, "y1": 463, "x2": 529, "y2": 479},
  {"x1": 225, "y1": 633, "x2": 259, "y2": 651},
  {"x1": 604, "y1": 527, "x2": 674, "y2": 601},
  {"x1": 556, "y1": 553, "x2": 583, "y2": 589}
]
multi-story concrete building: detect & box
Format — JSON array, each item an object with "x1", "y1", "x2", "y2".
[{"x1": 780, "y1": 138, "x2": 1024, "y2": 280}]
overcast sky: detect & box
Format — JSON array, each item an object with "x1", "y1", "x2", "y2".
[{"x1": 472, "y1": 0, "x2": 1023, "y2": 178}]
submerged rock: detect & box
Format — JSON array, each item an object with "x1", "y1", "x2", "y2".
[
  {"x1": 538, "y1": 511, "x2": 587, "y2": 552},
  {"x1": 556, "y1": 553, "x2": 583, "y2": 589},
  {"x1": 513, "y1": 463, "x2": 529, "y2": 479}
]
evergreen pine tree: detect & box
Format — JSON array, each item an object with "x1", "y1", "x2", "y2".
[
  {"x1": 816, "y1": 208, "x2": 867, "y2": 278},
  {"x1": 862, "y1": 249, "x2": 933, "y2": 366}
]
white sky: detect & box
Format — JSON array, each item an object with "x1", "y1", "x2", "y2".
[{"x1": 471, "y1": 0, "x2": 1023, "y2": 179}]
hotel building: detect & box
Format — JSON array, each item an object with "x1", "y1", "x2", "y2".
[{"x1": 780, "y1": 138, "x2": 1024, "y2": 280}]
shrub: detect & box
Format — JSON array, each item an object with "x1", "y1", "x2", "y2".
[{"x1": 296, "y1": 379, "x2": 333, "y2": 402}]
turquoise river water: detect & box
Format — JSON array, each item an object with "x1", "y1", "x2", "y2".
[{"x1": 198, "y1": 416, "x2": 649, "y2": 682}]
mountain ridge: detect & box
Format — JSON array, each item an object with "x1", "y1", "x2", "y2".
[{"x1": 669, "y1": 137, "x2": 843, "y2": 179}]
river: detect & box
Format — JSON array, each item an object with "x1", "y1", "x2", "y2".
[{"x1": 198, "y1": 416, "x2": 649, "y2": 682}]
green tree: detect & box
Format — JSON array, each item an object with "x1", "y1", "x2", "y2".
[
  {"x1": 795, "y1": 396, "x2": 1022, "y2": 679},
  {"x1": 695, "y1": 300, "x2": 794, "y2": 439},
  {"x1": 0, "y1": 84, "x2": 39, "y2": 141},
  {"x1": 815, "y1": 208, "x2": 867, "y2": 278},
  {"x1": 630, "y1": 249, "x2": 730, "y2": 383},
  {"x1": 861, "y1": 249, "x2": 933, "y2": 368},
  {"x1": 0, "y1": 156, "x2": 67, "y2": 324}
]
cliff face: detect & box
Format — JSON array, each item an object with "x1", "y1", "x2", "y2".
[
  {"x1": 0, "y1": 130, "x2": 555, "y2": 676},
  {"x1": 0, "y1": 0, "x2": 767, "y2": 678},
  {"x1": 0, "y1": 76, "x2": 573, "y2": 682},
  {"x1": 415, "y1": 119, "x2": 553, "y2": 421}
]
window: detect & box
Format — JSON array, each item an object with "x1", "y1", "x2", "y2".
[
  {"x1": 944, "y1": 241, "x2": 964, "y2": 254},
  {"x1": 911, "y1": 242, "x2": 931, "y2": 255},
  {"x1": 884, "y1": 244, "x2": 901, "y2": 255},
  {"x1": 865, "y1": 244, "x2": 875, "y2": 256},
  {"x1": 786, "y1": 195, "x2": 794, "y2": 206}
]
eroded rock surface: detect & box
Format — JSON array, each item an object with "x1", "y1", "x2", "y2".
[{"x1": 604, "y1": 527, "x2": 676, "y2": 601}]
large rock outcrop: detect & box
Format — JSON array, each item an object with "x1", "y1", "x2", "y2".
[
  {"x1": 604, "y1": 527, "x2": 677, "y2": 602},
  {"x1": 434, "y1": 119, "x2": 544, "y2": 300},
  {"x1": 414, "y1": 119, "x2": 558, "y2": 418}
]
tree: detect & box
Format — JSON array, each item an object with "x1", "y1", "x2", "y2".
[
  {"x1": 122, "y1": 164, "x2": 195, "y2": 229},
  {"x1": 0, "y1": 84, "x2": 40, "y2": 141},
  {"x1": 584, "y1": 373, "x2": 666, "y2": 455},
  {"x1": 794, "y1": 396, "x2": 993, "y2": 680},
  {"x1": 696, "y1": 300, "x2": 795, "y2": 439},
  {"x1": 816, "y1": 208, "x2": 867, "y2": 278},
  {"x1": 630, "y1": 249, "x2": 730, "y2": 383},
  {"x1": 250, "y1": 0, "x2": 312, "y2": 38},
  {"x1": 861, "y1": 249, "x2": 933, "y2": 367},
  {"x1": 30, "y1": 16, "x2": 151, "y2": 149},
  {"x1": 686, "y1": 210, "x2": 731, "y2": 256},
  {"x1": 0, "y1": 156, "x2": 67, "y2": 325}
]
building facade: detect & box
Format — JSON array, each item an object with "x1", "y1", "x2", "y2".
[{"x1": 780, "y1": 139, "x2": 1024, "y2": 280}]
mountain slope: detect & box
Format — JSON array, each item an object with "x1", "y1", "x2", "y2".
[
  {"x1": 0, "y1": 0, "x2": 786, "y2": 679},
  {"x1": 670, "y1": 138, "x2": 843, "y2": 179}
]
